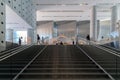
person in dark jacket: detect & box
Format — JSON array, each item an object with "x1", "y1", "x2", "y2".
[
  {"x1": 86, "y1": 34, "x2": 90, "y2": 44},
  {"x1": 86, "y1": 34, "x2": 90, "y2": 41},
  {"x1": 19, "y1": 37, "x2": 22, "y2": 45},
  {"x1": 37, "y1": 34, "x2": 40, "y2": 45}
]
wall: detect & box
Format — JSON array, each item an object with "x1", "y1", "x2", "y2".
[
  {"x1": 98, "y1": 20, "x2": 111, "y2": 40},
  {"x1": 0, "y1": 0, "x2": 36, "y2": 51},
  {"x1": 5, "y1": 0, "x2": 36, "y2": 44},
  {"x1": 77, "y1": 21, "x2": 90, "y2": 38},
  {"x1": 6, "y1": 4, "x2": 31, "y2": 30},
  {"x1": 57, "y1": 21, "x2": 76, "y2": 39},
  {"x1": 27, "y1": 29, "x2": 34, "y2": 44},
  {"x1": 5, "y1": 0, "x2": 36, "y2": 28},
  {"x1": 37, "y1": 21, "x2": 53, "y2": 39},
  {"x1": 6, "y1": 29, "x2": 13, "y2": 42}
]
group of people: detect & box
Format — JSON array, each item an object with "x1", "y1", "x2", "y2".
[{"x1": 19, "y1": 34, "x2": 90, "y2": 45}]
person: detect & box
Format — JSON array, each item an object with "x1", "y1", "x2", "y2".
[
  {"x1": 19, "y1": 37, "x2": 21, "y2": 45},
  {"x1": 37, "y1": 34, "x2": 40, "y2": 45},
  {"x1": 72, "y1": 41, "x2": 75, "y2": 45},
  {"x1": 86, "y1": 34, "x2": 90, "y2": 44},
  {"x1": 86, "y1": 34, "x2": 90, "y2": 41},
  {"x1": 101, "y1": 36, "x2": 104, "y2": 39},
  {"x1": 60, "y1": 41, "x2": 63, "y2": 45}
]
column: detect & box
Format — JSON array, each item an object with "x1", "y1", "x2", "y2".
[
  {"x1": 76, "y1": 21, "x2": 79, "y2": 44},
  {"x1": 97, "y1": 20, "x2": 100, "y2": 40},
  {"x1": 111, "y1": 6, "x2": 117, "y2": 32},
  {"x1": 117, "y1": 4, "x2": 120, "y2": 20},
  {"x1": 34, "y1": 27, "x2": 37, "y2": 44},
  {"x1": 111, "y1": 6, "x2": 118, "y2": 48},
  {"x1": 53, "y1": 22, "x2": 58, "y2": 38},
  {"x1": 28, "y1": 29, "x2": 34, "y2": 44},
  {"x1": 0, "y1": 0, "x2": 6, "y2": 51},
  {"x1": 90, "y1": 6, "x2": 98, "y2": 41},
  {"x1": 116, "y1": 4, "x2": 120, "y2": 48}
]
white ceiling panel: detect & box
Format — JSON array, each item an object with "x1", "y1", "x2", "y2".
[{"x1": 33, "y1": 0, "x2": 120, "y2": 21}]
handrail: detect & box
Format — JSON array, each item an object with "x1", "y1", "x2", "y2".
[
  {"x1": 99, "y1": 45, "x2": 120, "y2": 54},
  {"x1": 76, "y1": 45, "x2": 115, "y2": 80},
  {"x1": 101, "y1": 44, "x2": 120, "y2": 52},
  {"x1": 93, "y1": 44, "x2": 120, "y2": 58},
  {"x1": 0, "y1": 46, "x2": 22, "y2": 56},
  {"x1": 12, "y1": 45, "x2": 48, "y2": 80},
  {"x1": 0, "y1": 46, "x2": 28, "y2": 59},
  {"x1": 0, "y1": 45, "x2": 33, "y2": 62}
]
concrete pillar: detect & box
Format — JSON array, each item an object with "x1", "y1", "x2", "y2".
[
  {"x1": 76, "y1": 21, "x2": 79, "y2": 44},
  {"x1": 111, "y1": 6, "x2": 117, "y2": 32},
  {"x1": 0, "y1": 0, "x2": 6, "y2": 51},
  {"x1": 97, "y1": 20, "x2": 100, "y2": 40},
  {"x1": 34, "y1": 27, "x2": 37, "y2": 44},
  {"x1": 116, "y1": 4, "x2": 120, "y2": 48},
  {"x1": 111, "y1": 6, "x2": 119, "y2": 48},
  {"x1": 53, "y1": 22, "x2": 58, "y2": 38},
  {"x1": 117, "y1": 4, "x2": 120, "y2": 20},
  {"x1": 90, "y1": 6, "x2": 98, "y2": 41},
  {"x1": 27, "y1": 29, "x2": 34, "y2": 44}
]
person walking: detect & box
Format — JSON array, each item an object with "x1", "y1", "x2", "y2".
[
  {"x1": 72, "y1": 41, "x2": 75, "y2": 45},
  {"x1": 37, "y1": 34, "x2": 40, "y2": 45},
  {"x1": 86, "y1": 34, "x2": 90, "y2": 44}
]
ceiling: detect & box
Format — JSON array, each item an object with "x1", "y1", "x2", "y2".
[{"x1": 33, "y1": 0, "x2": 120, "y2": 21}]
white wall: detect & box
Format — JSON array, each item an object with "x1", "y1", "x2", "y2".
[
  {"x1": 57, "y1": 21, "x2": 76, "y2": 39},
  {"x1": 6, "y1": 29, "x2": 13, "y2": 42},
  {"x1": 37, "y1": 21, "x2": 54, "y2": 39},
  {"x1": 98, "y1": 20, "x2": 111, "y2": 40},
  {"x1": 77, "y1": 21, "x2": 90, "y2": 38},
  {"x1": 28, "y1": 29, "x2": 34, "y2": 44},
  {"x1": 6, "y1": 5, "x2": 31, "y2": 30}
]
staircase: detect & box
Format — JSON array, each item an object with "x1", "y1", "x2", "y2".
[
  {"x1": 12, "y1": 45, "x2": 111, "y2": 80},
  {"x1": 0, "y1": 45, "x2": 45, "y2": 80},
  {"x1": 80, "y1": 45, "x2": 120, "y2": 80},
  {"x1": 0, "y1": 45, "x2": 116, "y2": 80}
]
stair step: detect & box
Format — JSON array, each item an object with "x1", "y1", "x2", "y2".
[{"x1": 18, "y1": 73, "x2": 109, "y2": 79}]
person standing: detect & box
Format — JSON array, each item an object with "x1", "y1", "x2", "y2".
[{"x1": 19, "y1": 37, "x2": 21, "y2": 45}]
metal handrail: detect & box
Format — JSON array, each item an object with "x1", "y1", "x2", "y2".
[
  {"x1": 0, "y1": 46, "x2": 28, "y2": 59},
  {"x1": 101, "y1": 44, "x2": 120, "y2": 52},
  {"x1": 0, "y1": 46, "x2": 22, "y2": 56},
  {"x1": 0, "y1": 45, "x2": 33, "y2": 62},
  {"x1": 12, "y1": 45, "x2": 48, "y2": 80},
  {"x1": 93, "y1": 44, "x2": 120, "y2": 58},
  {"x1": 76, "y1": 45, "x2": 115, "y2": 80}
]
